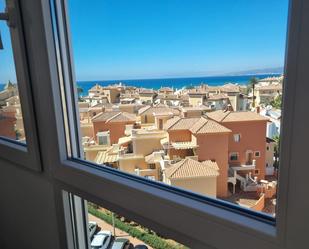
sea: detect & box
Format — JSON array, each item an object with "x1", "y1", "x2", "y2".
[{"x1": 0, "y1": 73, "x2": 281, "y2": 96}]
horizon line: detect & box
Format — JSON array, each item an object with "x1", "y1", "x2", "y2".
[{"x1": 76, "y1": 72, "x2": 283, "y2": 83}]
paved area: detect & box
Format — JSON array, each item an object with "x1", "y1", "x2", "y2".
[{"x1": 88, "y1": 213, "x2": 153, "y2": 248}]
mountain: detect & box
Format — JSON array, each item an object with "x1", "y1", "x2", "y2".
[{"x1": 223, "y1": 67, "x2": 284, "y2": 76}]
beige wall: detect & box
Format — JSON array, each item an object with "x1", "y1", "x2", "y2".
[
  {"x1": 133, "y1": 135, "x2": 165, "y2": 156},
  {"x1": 140, "y1": 96, "x2": 154, "y2": 104},
  {"x1": 266, "y1": 142, "x2": 275, "y2": 168},
  {"x1": 119, "y1": 157, "x2": 148, "y2": 173},
  {"x1": 80, "y1": 123, "x2": 93, "y2": 137},
  {"x1": 189, "y1": 96, "x2": 204, "y2": 107},
  {"x1": 169, "y1": 177, "x2": 217, "y2": 198},
  {"x1": 140, "y1": 114, "x2": 155, "y2": 124}
]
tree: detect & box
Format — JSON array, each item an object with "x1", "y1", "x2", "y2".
[
  {"x1": 270, "y1": 95, "x2": 282, "y2": 109},
  {"x1": 247, "y1": 77, "x2": 258, "y2": 107},
  {"x1": 273, "y1": 135, "x2": 280, "y2": 170},
  {"x1": 77, "y1": 85, "x2": 84, "y2": 101}
]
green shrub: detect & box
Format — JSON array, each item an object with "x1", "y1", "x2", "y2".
[{"x1": 88, "y1": 205, "x2": 188, "y2": 249}]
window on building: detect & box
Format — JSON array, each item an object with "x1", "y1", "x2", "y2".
[
  {"x1": 233, "y1": 134, "x2": 241, "y2": 142},
  {"x1": 148, "y1": 163, "x2": 156, "y2": 169},
  {"x1": 97, "y1": 131, "x2": 110, "y2": 146},
  {"x1": 230, "y1": 152, "x2": 239, "y2": 161},
  {"x1": 255, "y1": 151, "x2": 261, "y2": 157}
]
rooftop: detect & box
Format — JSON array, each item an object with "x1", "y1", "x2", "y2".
[
  {"x1": 92, "y1": 111, "x2": 136, "y2": 123},
  {"x1": 165, "y1": 158, "x2": 219, "y2": 179},
  {"x1": 190, "y1": 117, "x2": 231, "y2": 134},
  {"x1": 207, "y1": 110, "x2": 269, "y2": 123}
]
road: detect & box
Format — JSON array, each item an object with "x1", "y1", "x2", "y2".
[{"x1": 88, "y1": 213, "x2": 153, "y2": 249}]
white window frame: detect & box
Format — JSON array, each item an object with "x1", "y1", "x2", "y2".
[
  {"x1": 255, "y1": 151, "x2": 261, "y2": 157},
  {"x1": 233, "y1": 133, "x2": 241, "y2": 142},
  {"x1": 0, "y1": 0, "x2": 41, "y2": 171},
  {"x1": 8, "y1": 0, "x2": 309, "y2": 248}
]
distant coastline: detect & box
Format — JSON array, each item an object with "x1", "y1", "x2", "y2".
[
  {"x1": 0, "y1": 73, "x2": 282, "y2": 95},
  {"x1": 75, "y1": 73, "x2": 281, "y2": 96}
]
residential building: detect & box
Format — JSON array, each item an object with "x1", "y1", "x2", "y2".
[
  {"x1": 92, "y1": 111, "x2": 137, "y2": 145},
  {"x1": 187, "y1": 89, "x2": 207, "y2": 106},
  {"x1": 252, "y1": 84, "x2": 282, "y2": 106},
  {"x1": 164, "y1": 158, "x2": 219, "y2": 197},
  {"x1": 0, "y1": 111, "x2": 16, "y2": 139},
  {"x1": 207, "y1": 110, "x2": 268, "y2": 181},
  {"x1": 138, "y1": 89, "x2": 157, "y2": 104},
  {"x1": 138, "y1": 105, "x2": 180, "y2": 124},
  {"x1": 265, "y1": 137, "x2": 276, "y2": 176},
  {"x1": 118, "y1": 128, "x2": 167, "y2": 180}
]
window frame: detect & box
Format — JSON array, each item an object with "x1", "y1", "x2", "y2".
[
  {"x1": 0, "y1": 0, "x2": 41, "y2": 171},
  {"x1": 15, "y1": 0, "x2": 309, "y2": 248}
]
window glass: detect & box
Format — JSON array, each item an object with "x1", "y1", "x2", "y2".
[
  {"x1": 233, "y1": 134, "x2": 241, "y2": 142},
  {"x1": 86, "y1": 201, "x2": 188, "y2": 249},
  {"x1": 230, "y1": 152, "x2": 238, "y2": 161},
  {"x1": 0, "y1": 0, "x2": 26, "y2": 143},
  {"x1": 58, "y1": 0, "x2": 289, "y2": 217}
]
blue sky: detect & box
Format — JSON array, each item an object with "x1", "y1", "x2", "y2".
[{"x1": 0, "y1": 0, "x2": 289, "y2": 83}]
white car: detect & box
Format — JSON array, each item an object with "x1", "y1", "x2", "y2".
[
  {"x1": 91, "y1": 230, "x2": 112, "y2": 249},
  {"x1": 89, "y1": 221, "x2": 98, "y2": 239}
]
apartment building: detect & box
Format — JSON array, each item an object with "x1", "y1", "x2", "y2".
[
  {"x1": 164, "y1": 158, "x2": 219, "y2": 197},
  {"x1": 118, "y1": 128, "x2": 167, "y2": 180},
  {"x1": 92, "y1": 111, "x2": 137, "y2": 145},
  {"x1": 138, "y1": 105, "x2": 180, "y2": 124},
  {"x1": 207, "y1": 110, "x2": 268, "y2": 180}
]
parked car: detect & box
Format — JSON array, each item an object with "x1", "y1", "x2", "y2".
[
  {"x1": 88, "y1": 221, "x2": 98, "y2": 240},
  {"x1": 111, "y1": 238, "x2": 133, "y2": 249},
  {"x1": 134, "y1": 245, "x2": 148, "y2": 249},
  {"x1": 91, "y1": 230, "x2": 112, "y2": 249}
]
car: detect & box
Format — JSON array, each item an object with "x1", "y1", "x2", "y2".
[
  {"x1": 111, "y1": 238, "x2": 133, "y2": 249},
  {"x1": 88, "y1": 221, "x2": 98, "y2": 240},
  {"x1": 134, "y1": 245, "x2": 148, "y2": 249},
  {"x1": 91, "y1": 230, "x2": 112, "y2": 249}
]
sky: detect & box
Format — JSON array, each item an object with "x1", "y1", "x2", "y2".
[{"x1": 0, "y1": 0, "x2": 289, "y2": 83}]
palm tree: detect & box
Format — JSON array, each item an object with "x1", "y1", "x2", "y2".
[
  {"x1": 248, "y1": 77, "x2": 258, "y2": 107},
  {"x1": 273, "y1": 135, "x2": 280, "y2": 170},
  {"x1": 77, "y1": 85, "x2": 83, "y2": 101}
]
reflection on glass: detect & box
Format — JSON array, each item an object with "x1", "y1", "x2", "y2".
[
  {"x1": 65, "y1": 1, "x2": 288, "y2": 217},
  {"x1": 87, "y1": 202, "x2": 188, "y2": 249},
  {"x1": 0, "y1": 0, "x2": 26, "y2": 143}
]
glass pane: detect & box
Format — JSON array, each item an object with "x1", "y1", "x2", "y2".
[
  {"x1": 60, "y1": 0, "x2": 288, "y2": 217},
  {"x1": 0, "y1": 0, "x2": 26, "y2": 143},
  {"x1": 67, "y1": 194, "x2": 188, "y2": 249}
]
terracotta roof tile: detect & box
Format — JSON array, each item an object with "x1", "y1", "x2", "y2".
[
  {"x1": 92, "y1": 111, "x2": 136, "y2": 122},
  {"x1": 165, "y1": 117, "x2": 200, "y2": 130},
  {"x1": 165, "y1": 158, "x2": 219, "y2": 179},
  {"x1": 190, "y1": 117, "x2": 231, "y2": 134},
  {"x1": 207, "y1": 110, "x2": 268, "y2": 122},
  {"x1": 138, "y1": 106, "x2": 180, "y2": 115}
]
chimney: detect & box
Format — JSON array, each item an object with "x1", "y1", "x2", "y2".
[
  {"x1": 226, "y1": 104, "x2": 233, "y2": 111},
  {"x1": 256, "y1": 106, "x2": 260, "y2": 114}
]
